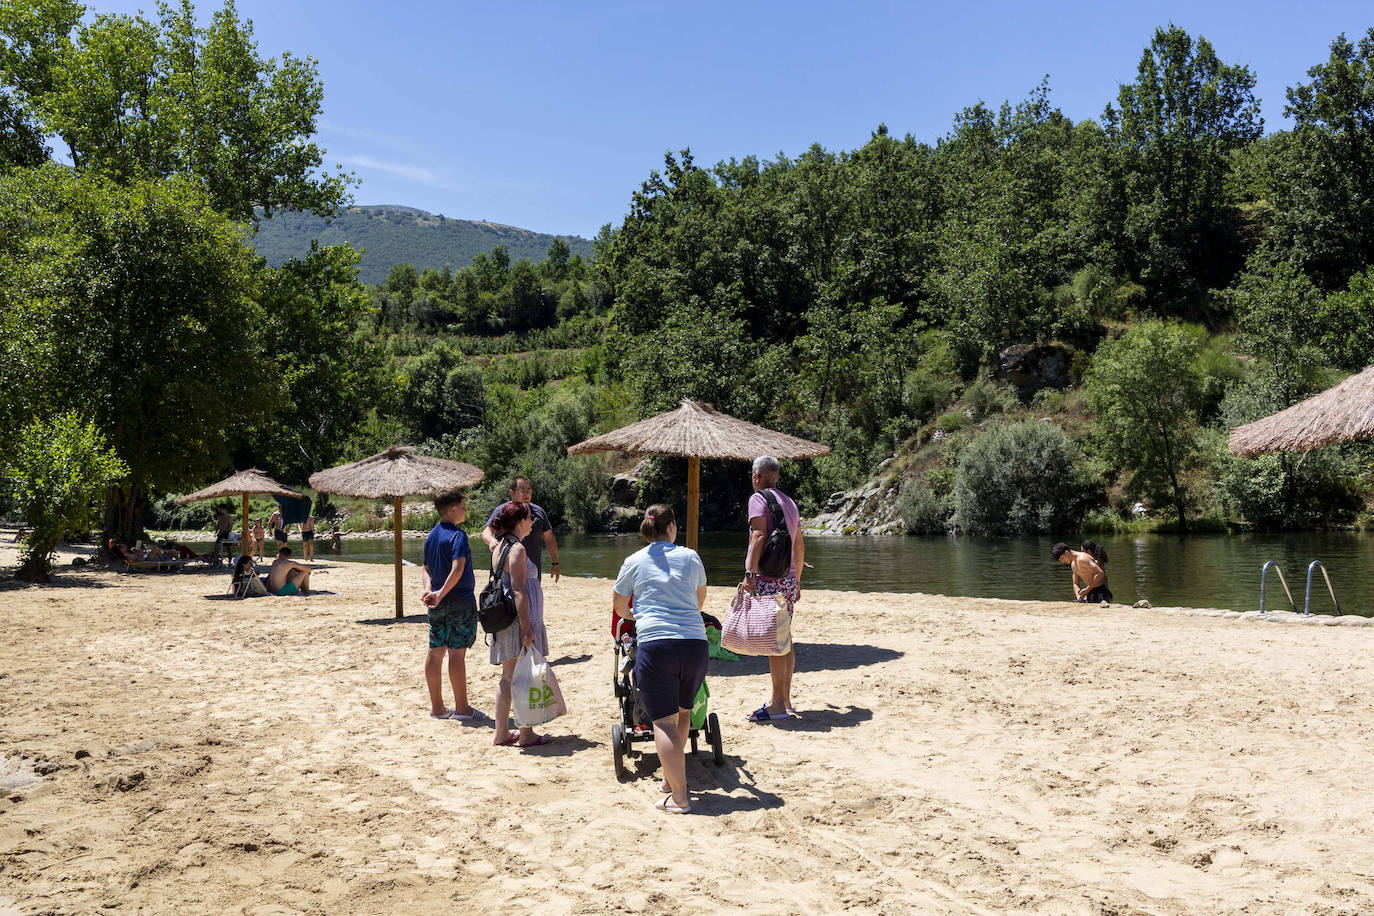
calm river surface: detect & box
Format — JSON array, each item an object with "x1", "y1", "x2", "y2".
[{"x1": 202, "y1": 530, "x2": 1374, "y2": 615}]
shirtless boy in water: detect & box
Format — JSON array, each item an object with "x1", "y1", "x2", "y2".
[{"x1": 1051, "y1": 541, "x2": 1112, "y2": 604}]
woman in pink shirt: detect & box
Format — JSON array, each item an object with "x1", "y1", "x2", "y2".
[{"x1": 742, "y1": 455, "x2": 805, "y2": 723}]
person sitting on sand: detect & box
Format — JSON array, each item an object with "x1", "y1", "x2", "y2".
[
  {"x1": 487, "y1": 501, "x2": 552, "y2": 748},
  {"x1": 1052, "y1": 540, "x2": 1113, "y2": 604},
  {"x1": 420, "y1": 490, "x2": 485, "y2": 723},
  {"x1": 229, "y1": 555, "x2": 269, "y2": 598},
  {"x1": 613, "y1": 503, "x2": 708, "y2": 815},
  {"x1": 266, "y1": 547, "x2": 312, "y2": 596}
]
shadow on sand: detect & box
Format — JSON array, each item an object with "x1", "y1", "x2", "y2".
[
  {"x1": 619, "y1": 752, "x2": 785, "y2": 815},
  {"x1": 354, "y1": 613, "x2": 431, "y2": 625},
  {"x1": 707, "y1": 642, "x2": 902, "y2": 677}
]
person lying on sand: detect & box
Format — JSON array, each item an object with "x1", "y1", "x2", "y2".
[
  {"x1": 1052, "y1": 540, "x2": 1112, "y2": 604},
  {"x1": 266, "y1": 547, "x2": 312, "y2": 596}
]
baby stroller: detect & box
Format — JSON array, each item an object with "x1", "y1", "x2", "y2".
[{"x1": 610, "y1": 608, "x2": 724, "y2": 779}]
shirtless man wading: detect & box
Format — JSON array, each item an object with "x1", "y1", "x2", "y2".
[{"x1": 1051, "y1": 541, "x2": 1112, "y2": 604}]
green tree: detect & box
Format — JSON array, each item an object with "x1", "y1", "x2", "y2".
[
  {"x1": 1274, "y1": 29, "x2": 1374, "y2": 289},
  {"x1": 0, "y1": 165, "x2": 272, "y2": 542},
  {"x1": 1316, "y1": 266, "x2": 1374, "y2": 370},
  {"x1": 0, "y1": 0, "x2": 353, "y2": 220},
  {"x1": 246, "y1": 243, "x2": 387, "y2": 480},
  {"x1": 4, "y1": 412, "x2": 127, "y2": 581},
  {"x1": 1085, "y1": 320, "x2": 1206, "y2": 529},
  {"x1": 0, "y1": 93, "x2": 45, "y2": 168},
  {"x1": 1103, "y1": 26, "x2": 1262, "y2": 313}
]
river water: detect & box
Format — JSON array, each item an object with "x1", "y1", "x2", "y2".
[{"x1": 198, "y1": 530, "x2": 1373, "y2": 615}]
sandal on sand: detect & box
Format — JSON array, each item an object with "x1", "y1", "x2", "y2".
[
  {"x1": 494, "y1": 730, "x2": 520, "y2": 746},
  {"x1": 747, "y1": 705, "x2": 791, "y2": 723},
  {"x1": 655, "y1": 795, "x2": 691, "y2": 815},
  {"x1": 430, "y1": 709, "x2": 456, "y2": 720},
  {"x1": 517, "y1": 734, "x2": 554, "y2": 748},
  {"x1": 453, "y1": 708, "x2": 491, "y2": 723}
]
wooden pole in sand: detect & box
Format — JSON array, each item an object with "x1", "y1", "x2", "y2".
[
  {"x1": 393, "y1": 497, "x2": 404, "y2": 619},
  {"x1": 241, "y1": 494, "x2": 250, "y2": 555},
  {"x1": 686, "y1": 456, "x2": 700, "y2": 550}
]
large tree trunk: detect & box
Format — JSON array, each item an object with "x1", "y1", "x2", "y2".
[{"x1": 103, "y1": 480, "x2": 148, "y2": 552}]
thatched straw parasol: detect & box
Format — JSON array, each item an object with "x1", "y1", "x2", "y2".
[
  {"x1": 309, "y1": 446, "x2": 484, "y2": 618},
  {"x1": 567, "y1": 399, "x2": 829, "y2": 549},
  {"x1": 1229, "y1": 365, "x2": 1374, "y2": 457},
  {"x1": 177, "y1": 469, "x2": 306, "y2": 550}
]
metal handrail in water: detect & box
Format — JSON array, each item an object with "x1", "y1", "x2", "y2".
[
  {"x1": 1303, "y1": 560, "x2": 1340, "y2": 616},
  {"x1": 1259, "y1": 560, "x2": 1296, "y2": 612}
]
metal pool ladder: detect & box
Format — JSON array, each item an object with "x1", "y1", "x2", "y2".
[
  {"x1": 1259, "y1": 560, "x2": 1341, "y2": 615},
  {"x1": 1259, "y1": 560, "x2": 1295, "y2": 612},
  {"x1": 1303, "y1": 560, "x2": 1340, "y2": 616}
]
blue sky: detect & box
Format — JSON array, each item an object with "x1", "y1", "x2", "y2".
[{"x1": 91, "y1": 0, "x2": 1371, "y2": 238}]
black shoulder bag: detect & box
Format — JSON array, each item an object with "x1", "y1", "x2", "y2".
[
  {"x1": 478, "y1": 538, "x2": 519, "y2": 636},
  {"x1": 757, "y1": 489, "x2": 793, "y2": 579}
]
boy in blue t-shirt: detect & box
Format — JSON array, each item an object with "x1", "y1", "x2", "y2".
[{"x1": 420, "y1": 490, "x2": 486, "y2": 722}]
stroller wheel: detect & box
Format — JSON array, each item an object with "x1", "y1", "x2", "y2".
[
  {"x1": 611, "y1": 723, "x2": 627, "y2": 779},
  {"x1": 708, "y1": 712, "x2": 724, "y2": 765}
]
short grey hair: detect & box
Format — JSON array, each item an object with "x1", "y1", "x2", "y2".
[{"x1": 752, "y1": 455, "x2": 781, "y2": 479}]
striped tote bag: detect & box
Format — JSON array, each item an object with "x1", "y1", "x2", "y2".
[{"x1": 721, "y1": 587, "x2": 793, "y2": 657}]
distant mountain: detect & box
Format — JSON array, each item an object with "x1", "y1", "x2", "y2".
[{"x1": 251, "y1": 205, "x2": 595, "y2": 286}]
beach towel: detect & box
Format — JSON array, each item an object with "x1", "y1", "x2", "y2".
[
  {"x1": 274, "y1": 494, "x2": 312, "y2": 526},
  {"x1": 511, "y1": 647, "x2": 567, "y2": 727},
  {"x1": 722, "y1": 587, "x2": 792, "y2": 657}
]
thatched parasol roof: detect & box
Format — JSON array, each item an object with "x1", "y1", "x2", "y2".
[
  {"x1": 176, "y1": 468, "x2": 305, "y2": 505},
  {"x1": 567, "y1": 399, "x2": 830, "y2": 460},
  {"x1": 1229, "y1": 365, "x2": 1374, "y2": 457},
  {"x1": 308, "y1": 446, "x2": 484, "y2": 498}
]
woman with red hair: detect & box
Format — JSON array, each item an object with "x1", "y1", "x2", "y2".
[{"x1": 487, "y1": 500, "x2": 552, "y2": 747}]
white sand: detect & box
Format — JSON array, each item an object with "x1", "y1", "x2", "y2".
[{"x1": 3, "y1": 542, "x2": 1374, "y2": 914}]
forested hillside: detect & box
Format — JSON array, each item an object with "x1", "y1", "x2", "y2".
[
  {"x1": 252, "y1": 205, "x2": 593, "y2": 285},
  {"x1": 4, "y1": 5, "x2": 1374, "y2": 581}
]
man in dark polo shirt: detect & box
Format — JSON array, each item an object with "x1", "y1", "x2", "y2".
[{"x1": 481, "y1": 476, "x2": 560, "y2": 582}]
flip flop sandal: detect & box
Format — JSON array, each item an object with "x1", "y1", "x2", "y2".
[
  {"x1": 517, "y1": 734, "x2": 555, "y2": 748},
  {"x1": 430, "y1": 709, "x2": 456, "y2": 720},
  {"x1": 747, "y1": 705, "x2": 791, "y2": 723},
  {"x1": 655, "y1": 795, "x2": 691, "y2": 815},
  {"x1": 493, "y1": 730, "x2": 521, "y2": 746},
  {"x1": 453, "y1": 709, "x2": 491, "y2": 723}
]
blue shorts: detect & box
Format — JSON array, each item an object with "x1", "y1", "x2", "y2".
[
  {"x1": 633, "y1": 638, "x2": 708, "y2": 722},
  {"x1": 428, "y1": 595, "x2": 477, "y2": 650}
]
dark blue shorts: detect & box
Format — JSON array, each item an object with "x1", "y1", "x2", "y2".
[{"x1": 634, "y1": 638, "x2": 708, "y2": 722}]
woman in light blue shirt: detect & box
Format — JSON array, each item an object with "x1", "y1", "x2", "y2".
[{"x1": 613, "y1": 504, "x2": 707, "y2": 814}]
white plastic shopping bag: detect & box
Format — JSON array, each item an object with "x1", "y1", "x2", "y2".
[{"x1": 511, "y1": 647, "x2": 568, "y2": 727}]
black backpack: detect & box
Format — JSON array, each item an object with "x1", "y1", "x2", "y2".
[
  {"x1": 757, "y1": 489, "x2": 793, "y2": 578},
  {"x1": 478, "y1": 538, "x2": 519, "y2": 637}
]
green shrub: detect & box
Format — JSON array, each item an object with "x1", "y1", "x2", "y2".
[
  {"x1": 953, "y1": 420, "x2": 1096, "y2": 535},
  {"x1": 1030, "y1": 388, "x2": 1066, "y2": 413},
  {"x1": 896, "y1": 480, "x2": 951, "y2": 534},
  {"x1": 1081, "y1": 507, "x2": 1127, "y2": 534},
  {"x1": 936, "y1": 411, "x2": 969, "y2": 433},
  {"x1": 4, "y1": 413, "x2": 128, "y2": 581}
]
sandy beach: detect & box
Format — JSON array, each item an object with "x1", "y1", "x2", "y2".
[{"x1": 4, "y1": 544, "x2": 1374, "y2": 914}]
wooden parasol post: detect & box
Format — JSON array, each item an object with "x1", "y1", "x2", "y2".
[
  {"x1": 686, "y1": 456, "x2": 700, "y2": 550},
  {"x1": 393, "y1": 497, "x2": 404, "y2": 619},
  {"x1": 241, "y1": 495, "x2": 250, "y2": 554}
]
